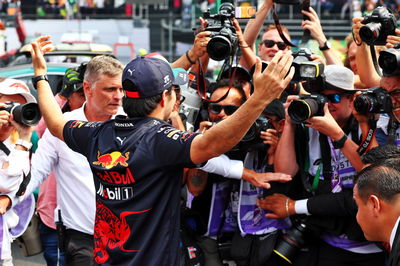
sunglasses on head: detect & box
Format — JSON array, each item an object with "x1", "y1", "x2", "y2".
[
  {"x1": 208, "y1": 104, "x2": 239, "y2": 116},
  {"x1": 262, "y1": 40, "x2": 287, "y2": 50}
]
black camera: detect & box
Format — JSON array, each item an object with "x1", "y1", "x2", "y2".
[
  {"x1": 0, "y1": 101, "x2": 41, "y2": 126},
  {"x1": 273, "y1": 219, "x2": 307, "y2": 264},
  {"x1": 288, "y1": 94, "x2": 327, "y2": 123},
  {"x1": 203, "y1": 2, "x2": 238, "y2": 61},
  {"x1": 240, "y1": 115, "x2": 274, "y2": 151},
  {"x1": 291, "y1": 48, "x2": 324, "y2": 83},
  {"x1": 354, "y1": 87, "x2": 393, "y2": 114},
  {"x1": 379, "y1": 46, "x2": 400, "y2": 77},
  {"x1": 360, "y1": 6, "x2": 397, "y2": 46}
]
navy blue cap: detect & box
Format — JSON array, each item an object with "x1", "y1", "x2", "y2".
[{"x1": 122, "y1": 56, "x2": 175, "y2": 98}]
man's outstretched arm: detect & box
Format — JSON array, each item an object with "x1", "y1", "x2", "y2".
[{"x1": 30, "y1": 36, "x2": 67, "y2": 141}]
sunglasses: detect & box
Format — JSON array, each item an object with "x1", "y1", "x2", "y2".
[
  {"x1": 174, "y1": 87, "x2": 186, "y2": 103},
  {"x1": 261, "y1": 40, "x2": 287, "y2": 50},
  {"x1": 324, "y1": 93, "x2": 351, "y2": 104},
  {"x1": 208, "y1": 104, "x2": 239, "y2": 116}
]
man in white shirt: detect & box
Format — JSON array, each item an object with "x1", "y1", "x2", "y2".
[
  {"x1": 353, "y1": 156, "x2": 400, "y2": 266},
  {"x1": 24, "y1": 55, "x2": 125, "y2": 266}
]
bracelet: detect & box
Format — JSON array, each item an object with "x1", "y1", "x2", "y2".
[
  {"x1": 239, "y1": 44, "x2": 249, "y2": 48},
  {"x1": 15, "y1": 139, "x2": 32, "y2": 150},
  {"x1": 285, "y1": 198, "x2": 290, "y2": 216},
  {"x1": 185, "y1": 50, "x2": 196, "y2": 65}
]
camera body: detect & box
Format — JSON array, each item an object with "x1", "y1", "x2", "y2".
[
  {"x1": 354, "y1": 87, "x2": 393, "y2": 114},
  {"x1": 273, "y1": 219, "x2": 308, "y2": 264},
  {"x1": 379, "y1": 46, "x2": 400, "y2": 77},
  {"x1": 240, "y1": 115, "x2": 274, "y2": 151},
  {"x1": 0, "y1": 101, "x2": 41, "y2": 126},
  {"x1": 203, "y1": 2, "x2": 238, "y2": 61},
  {"x1": 291, "y1": 48, "x2": 324, "y2": 83},
  {"x1": 288, "y1": 94, "x2": 327, "y2": 123},
  {"x1": 360, "y1": 6, "x2": 397, "y2": 46}
]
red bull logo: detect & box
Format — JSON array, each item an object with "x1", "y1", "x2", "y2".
[{"x1": 93, "y1": 151, "x2": 130, "y2": 169}]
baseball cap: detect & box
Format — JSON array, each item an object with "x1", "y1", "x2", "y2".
[
  {"x1": 172, "y1": 68, "x2": 188, "y2": 86},
  {"x1": 324, "y1": 65, "x2": 355, "y2": 92},
  {"x1": 0, "y1": 78, "x2": 36, "y2": 103},
  {"x1": 122, "y1": 56, "x2": 175, "y2": 99},
  {"x1": 220, "y1": 64, "x2": 252, "y2": 82},
  {"x1": 145, "y1": 52, "x2": 188, "y2": 86}
]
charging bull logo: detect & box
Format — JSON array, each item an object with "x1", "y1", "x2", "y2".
[
  {"x1": 94, "y1": 200, "x2": 151, "y2": 264},
  {"x1": 93, "y1": 151, "x2": 130, "y2": 169}
]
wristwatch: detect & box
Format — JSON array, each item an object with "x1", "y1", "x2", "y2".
[
  {"x1": 319, "y1": 40, "x2": 331, "y2": 51},
  {"x1": 32, "y1": 75, "x2": 49, "y2": 90},
  {"x1": 15, "y1": 139, "x2": 32, "y2": 150},
  {"x1": 332, "y1": 134, "x2": 348, "y2": 149}
]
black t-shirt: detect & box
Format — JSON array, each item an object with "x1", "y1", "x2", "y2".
[{"x1": 63, "y1": 116, "x2": 199, "y2": 266}]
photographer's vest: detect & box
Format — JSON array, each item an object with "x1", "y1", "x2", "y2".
[
  {"x1": 306, "y1": 125, "x2": 381, "y2": 254},
  {"x1": 238, "y1": 151, "x2": 291, "y2": 235}
]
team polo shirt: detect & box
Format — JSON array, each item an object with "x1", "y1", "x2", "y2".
[{"x1": 63, "y1": 116, "x2": 199, "y2": 266}]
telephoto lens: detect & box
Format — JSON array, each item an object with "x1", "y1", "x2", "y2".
[
  {"x1": 1, "y1": 102, "x2": 42, "y2": 126},
  {"x1": 288, "y1": 95, "x2": 327, "y2": 123},
  {"x1": 273, "y1": 222, "x2": 307, "y2": 264}
]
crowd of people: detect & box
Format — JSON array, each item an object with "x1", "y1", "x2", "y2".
[{"x1": 0, "y1": 0, "x2": 399, "y2": 265}]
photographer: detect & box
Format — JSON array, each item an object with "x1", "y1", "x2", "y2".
[
  {"x1": 259, "y1": 65, "x2": 385, "y2": 266},
  {"x1": 0, "y1": 78, "x2": 36, "y2": 266}
]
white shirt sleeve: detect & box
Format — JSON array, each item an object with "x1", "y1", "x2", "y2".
[
  {"x1": 294, "y1": 199, "x2": 311, "y2": 215},
  {"x1": 199, "y1": 154, "x2": 244, "y2": 179}
]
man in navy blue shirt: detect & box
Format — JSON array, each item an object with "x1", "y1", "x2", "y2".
[{"x1": 29, "y1": 35, "x2": 295, "y2": 266}]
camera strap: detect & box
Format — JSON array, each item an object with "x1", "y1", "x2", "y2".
[
  {"x1": 370, "y1": 45, "x2": 383, "y2": 77},
  {"x1": 357, "y1": 118, "x2": 377, "y2": 155},
  {"x1": 272, "y1": 0, "x2": 311, "y2": 48},
  {"x1": 0, "y1": 141, "x2": 10, "y2": 156},
  {"x1": 16, "y1": 171, "x2": 31, "y2": 197},
  {"x1": 272, "y1": 4, "x2": 297, "y2": 48}
]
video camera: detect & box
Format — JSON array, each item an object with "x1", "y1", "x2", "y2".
[
  {"x1": 291, "y1": 48, "x2": 324, "y2": 83},
  {"x1": 288, "y1": 94, "x2": 327, "y2": 123},
  {"x1": 354, "y1": 87, "x2": 393, "y2": 114},
  {"x1": 203, "y1": 2, "x2": 238, "y2": 61},
  {"x1": 0, "y1": 101, "x2": 41, "y2": 126},
  {"x1": 359, "y1": 6, "x2": 397, "y2": 46},
  {"x1": 249, "y1": 48, "x2": 324, "y2": 94},
  {"x1": 379, "y1": 45, "x2": 400, "y2": 77}
]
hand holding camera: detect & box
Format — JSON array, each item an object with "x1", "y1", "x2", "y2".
[{"x1": 252, "y1": 53, "x2": 294, "y2": 101}]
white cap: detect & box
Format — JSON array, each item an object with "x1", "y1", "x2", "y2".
[{"x1": 0, "y1": 78, "x2": 36, "y2": 103}]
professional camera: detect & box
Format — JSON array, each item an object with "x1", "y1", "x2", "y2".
[
  {"x1": 354, "y1": 87, "x2": 393, "y2": 114},
  {"x1": 379, "y1": 46, "x2": 400, "y2": 77},
  {"x1": 359, "y1": 6, "x2": 397, "y2": 46},
  {"x1": 203, "y1": 2, "x2": 238, "y2": 61},
  {"x1": 288, "y1": 94, "x2": 327, "y2": 123},
  {"x1": 273, "y1": 219, "x2": 308, "y2": 264},
  {"x1": 291, "y1": 48, "x2": 324, "y2": 83},
  {"x1": 240, "y1": 115, "x2": 274, "y2": 151},
  {"x1": 0, "y1": 101, "x2": 41, "y2": 126},
  {"x1": 179, "y1": 74, "x2": 205, "y2": 131}
]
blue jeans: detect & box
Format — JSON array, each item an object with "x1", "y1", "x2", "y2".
[{"x1": 39, "y1": 219, "x2": 65, "y2": 266}]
